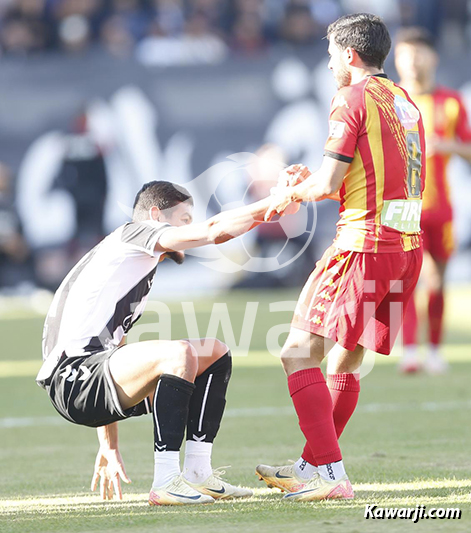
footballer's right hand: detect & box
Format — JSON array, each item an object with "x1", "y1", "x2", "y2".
[
  {"x1": 278, "y1": 164, "x2": 312, "y2": 188},
  {"x1": 91, "y1": 447, "x2": 131, "y2": 500}
]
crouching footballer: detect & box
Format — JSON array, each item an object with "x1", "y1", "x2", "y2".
[{"x1": 36, "y1": 180, "x2": 279, "y2": 505}]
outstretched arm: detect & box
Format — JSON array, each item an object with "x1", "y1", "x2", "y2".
[
  {"x1": 155, "y1": 197, "x2": 273, "y2": 252},
  {"x1": 91, "y1": 422, "x2": 131, "y2": 500}
]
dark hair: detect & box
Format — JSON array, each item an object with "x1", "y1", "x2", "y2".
[
  {"x1": 327, "y1": 13, "x2": 392, "y2": 69},
  {"x1": 132, "y1": 180, "x2": 193, "y2": 221},
  {"x1": 395, "y1": 26, "x2": 436, "y2": 50}
]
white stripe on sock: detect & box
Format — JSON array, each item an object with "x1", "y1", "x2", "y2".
[
  {"x1": 144, "y1": 396, "x2": 151, "y2": 414},
  {"x1": 198, "y1": 374, "x2": 213, "y2": 433},
  {"x1": 153, "y1": 380, "x2": 162, "y2": 443}
]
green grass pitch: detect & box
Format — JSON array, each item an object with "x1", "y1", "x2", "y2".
[{"x1": 1, "y1": 287, "x2": 470, "y2": 532}]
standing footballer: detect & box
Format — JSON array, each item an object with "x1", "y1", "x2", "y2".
[
  {"x1": 395, "y1": 27, "x2": 471, "y2": 374},
  {"x1": 256, "y1": 14, "x2": 426, "y2": 501}
]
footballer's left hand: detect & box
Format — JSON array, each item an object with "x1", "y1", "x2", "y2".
[
  {"x1": 91, "y1": 447, "x2": 131, "y2": 500},
  {"x1": 278, "y1": 164, "x2": 312, "y2": 187}
]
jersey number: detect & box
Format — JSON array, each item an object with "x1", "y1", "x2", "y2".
[{"x1": 406, "y1": 131, "x2": 422, "y2": 198}]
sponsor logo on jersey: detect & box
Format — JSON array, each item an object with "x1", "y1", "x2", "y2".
[
  {"x1": 394, "y1": 95, "x2": 420, "y2": 130},
  {"x1": 381, "y1": 199, "x2": 422, "y2": 232},
  {"x1": 329, "y1": 120, "x2": 346, "y2": 138}
]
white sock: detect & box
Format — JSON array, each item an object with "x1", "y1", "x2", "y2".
[
  {"x1": 153, "y1": 450, "x2": 181, "y2": 488},
  {"x1": 318, "y1": 460, "x2": 346, "y2": 481},
  {"x1": 294, "y1": 457, "x2": 318, "y2": 480},
  {"x1": 403, "y1": 345, "x2": 418, "y2": 360},
  {"x1": 428, "y1": 345, "x2": 442, "y2": 359},
  {"x1": 183, "y1": 441, "x2": 213, "y2": 483}
]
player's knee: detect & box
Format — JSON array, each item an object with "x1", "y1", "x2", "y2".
[
  {"x1": 168, "y1": 340, "x2": 198, "y2": 381},
  {"x1": 434, "y1": 276, "x2": 445, "y2": 293},
  {"x1": 280, "y1": 353, "x2": 291, "y2": 375},
  {"x1": 280, "y1": 335, "x2": 323, "y2": 375},
  {"x1": 280, "y1": 345, "x2": 301, "y2": 375},
  {"x1": 212, "y1": 338, "x2": 229, "y2": 359},
  {"x1": 427, "y1": 276, "x2": 443, "y2": 294},
  {"x1": 280, "y1": 337, "x2": 310, "y2": 363}
]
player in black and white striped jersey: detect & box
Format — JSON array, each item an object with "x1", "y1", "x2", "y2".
[{"x1": 37, "y1": 180, "x2": 280, "y2": 505}]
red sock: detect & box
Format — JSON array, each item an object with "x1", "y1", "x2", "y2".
[
  {"x1": 428, "y1": 291, "x2": 444, "y2": 346},
  {"x1": 403, "y1": 296, "x2": 418, "y2": 346},
  {"x1": 301, "y1": 373, "x2": 360, "y2": 466},
  {"x1": 301, "y1": 439, "x2": 318, "y2": 466},
  {"x1": 288, "y1": 368, "x2": 341, "y2": 466},
  {"x1": 327, "y1": 373, "x2": 360, "y2": 437}
]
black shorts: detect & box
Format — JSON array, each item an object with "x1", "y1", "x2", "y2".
[{"x1": 46, "y1": 349, "x2": 152, "y2": 428}]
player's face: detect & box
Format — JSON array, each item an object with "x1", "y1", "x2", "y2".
[
  {"x1": 158, "y1": 201, "x2": 193, "y2": 264},
  {"x1": 395, "y1": 42, "x2": 438, "y2": 84},
  {"x1": 328, "y1": 38, "x2": 352, "y2": 89},
  {"x1": 161, "y1": 201, "x2": 194, "y2": 227}
]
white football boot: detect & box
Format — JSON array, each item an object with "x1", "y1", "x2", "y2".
[
  {"x1": 255, "y1": 463, "x2": 309, "y2": 493},
  {"x1": 185, "y1": 467, "x2": 253, "y2": 500},
  {"x1": 149, "y1": 474, "x2": 215, "y2": 506},
  {"x1": 283, "y1": 473, "x2": 354, "y2": 501},
  {"x1": 399, "y1": 346, "x2": 422, "y2": 374},
  {"x1": 424, "y1": 347, "x2": 449, "y2": 375}
]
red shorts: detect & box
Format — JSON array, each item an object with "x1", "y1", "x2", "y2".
[
  {"x1": 292, "y1": 245, "x2": 423, "y2": 355},
  {"x1": 421, "y1": 212, "x2": 454, "y2": 261}
]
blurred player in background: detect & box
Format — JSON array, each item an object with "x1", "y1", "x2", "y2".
[
  {"x1": 256, "y1": 14, "x2": 425, "y2": 501},
  {"x1": 0, "y1": 162, "x2": 32, "y2": 289},
  {"x1": 395, "y1": 27, "x2": 471, "y2": 374}
]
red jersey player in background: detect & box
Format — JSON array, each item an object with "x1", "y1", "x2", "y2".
[
  {"x1": 395, "y1": 27, "x2": 471, "y2": 374},
  {"x1": 255, "y1": 14, "x2": 425, "y2": 501}
]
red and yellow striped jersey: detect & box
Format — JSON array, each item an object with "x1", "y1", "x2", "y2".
[
  {"x1": 412, "y1": 87, "x2": 471, "y2": 219},
  {"x1": 324, "y1": 74, "x2": 426, "y2": 253}
]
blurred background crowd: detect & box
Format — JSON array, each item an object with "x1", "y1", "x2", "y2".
[
  {"x1": 0, "y1": 0, "x2": 471, "y2": 302},
  {"x1": 0, "y1": 0, "x2": 469, "y2": 59}
]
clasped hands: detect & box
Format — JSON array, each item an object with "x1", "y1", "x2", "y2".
[{"x1": 264, "y1": 164, "x2": 311, "y2": 221}]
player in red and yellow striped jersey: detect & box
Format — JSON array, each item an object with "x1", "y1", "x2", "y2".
[
  {"x1": 256, "y1": 14, "x2": 425, "y2": 502},
  {"x1": 323, "y1": 72, "x2": 425, "y2": 255},
  {"x1": 395, "y1": 27, "x2": 471, "y2": 374}
]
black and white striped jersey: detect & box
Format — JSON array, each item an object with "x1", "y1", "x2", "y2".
[{"x1": 36, "y1": 220, "x2": 171, "y2": 388}]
